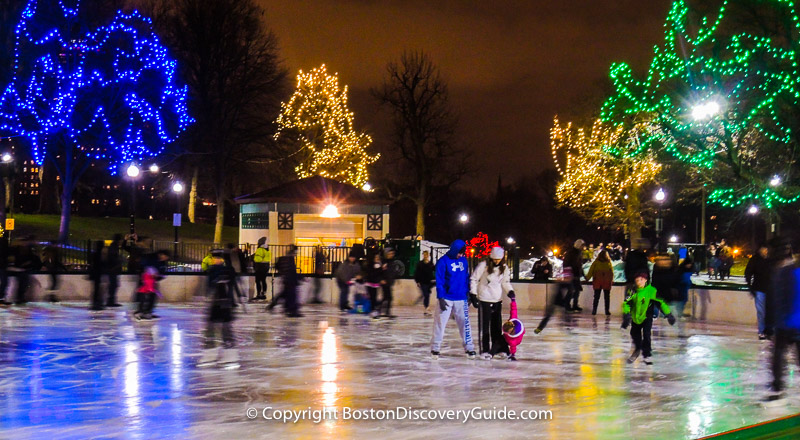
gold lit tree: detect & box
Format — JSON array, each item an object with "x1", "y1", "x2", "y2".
[
  {"x1": 552, "y1": 117, "x2": 661, "y2": 241},
  {"x1": 275, "y1": 64, "x2": 379, "y2": 187}
]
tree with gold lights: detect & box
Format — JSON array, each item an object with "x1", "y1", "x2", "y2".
[
  {"x1": 275, "y1": 64, "x2": 378, "y2": 187},
  {"x1": 552, "y1": 117, "x2": 661, "y2": 241}
]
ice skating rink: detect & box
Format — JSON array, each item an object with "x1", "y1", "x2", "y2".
[{"x1": 0, "y1": 303, "x2": 797, "y2": 439}]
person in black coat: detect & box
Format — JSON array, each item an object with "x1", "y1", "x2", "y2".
[
  {"x1": 268, "y1": 245, "x2": 302, "y2": 317},
  {"x1": 0, "y1": 235, "x2": 10, "y2": 305},
  {"x1": 650, "y1": 254, "x2": 677, "y2": 318},
  {"x1": 11, "y1": 237, "x2": 40, "y2": 305},
  {"x1": 414, "y1": 250, "x2": 436, "y2": 316},
  {"x1": 765, "y1": 238, "x2": 799, "y2": 400},
  {"x1": 89, "y1": 240, "x2": 106, "y2": 310},
  {"x1": 365, "y1": 252, "x2": 385, "y2": 316},
  {"x1": 532, "y1": 257, "x2": 553, "y2": 281},
  {"x1": 105, "y1": 234, "x2": 124, "y2": 307},
  {"x1": 625, "y1": 239, "x2": 651, "y2": 294},
  {"x1": 746, "y1": 244, "x2": 773, "y2": 339},
  {"x1": 562, "y1": 239, "x2": 585, "y2": 312}
]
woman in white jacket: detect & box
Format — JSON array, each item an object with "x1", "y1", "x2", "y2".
[{"x1": 470, "y1": 246, "x2": 515, "y2": 360}]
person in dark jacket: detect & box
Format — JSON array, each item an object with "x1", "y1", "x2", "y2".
[
  {"x1": 334, "y1": 250, "x2": 362, "y2": 311},
  {"x1": 414, "y1": 250, "x2": 436, "y2": 316},
  {"x1": 532, "y1": 257, "x2": 553, "y2": 281},
  {"x1": 765, "y1": 238, "x2": 800, "y2": 401},
  {"x1": 105, "y1": 234, "x2": 124, "y2": 307},
  {"x1": 365, "y1": 252, "x2": 384, "y2": 317},
  {"x1": 674, "y1": 256, "x2": 694, "y2": 325},
  {"x1": 625, "y1": 238, "x2": 651, "y2": 293},
  {"x1": 746, "y1": 245, "x2": 773, "y2": 339},
  {"x1": 198, "y1": 250, "x2": 240, "y2": 368},
  {"x1": 585, "y1": 250, "x2": 614, "y2": 315},
  {"x1": 562, "y1": 239, "x2": 585, "y2": 312},
  {"x1": 311, "y1": 246, "x2": 327, "y2": 304},
  {"x1": 10, "y1": 236, "x2": 40, "y2": 305},
  {"x1": 89, "y1": 240, "x2": 106, "y2": 310},
  {"x1": 378, "y1": 247, "x2": 397, "y2": 318},
  {"x1": 650, "y1": 254, "x2": 677, "y2": 318},
  {"x1": 0, "y1": 235, "x2": 11, "y2": 306},
  {"x1": 268, "y1": 245, "x2": 302, "y2": 317},
  {"x1": 42, "y1": 241, "x2": 65, "y2": 295}
]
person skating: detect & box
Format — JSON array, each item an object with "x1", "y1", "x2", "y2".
[
  {"x1": 532, "y1": 257, "x2": 553, "y2": 281},
  {"x1": 414, "y1": 250, "x2": 436, "y2": 316},
  {"x1": 502, "y1": 292, "x2": 525, "y2": 361},
  {"x1": 745, "y1": 244, "x2": 773, "y2": 340},
  {"x1": 252, "y1": 238, "x2": 270, "y2": 301},
  {"x1": 585, "y1": 249, "x2": 614, "y2": 315},
  {"x1": 470, "y1": 246, "x2": 513, "y2": 359},
  {"x1": 377, "y1": 247, "x2": 397, "y2": 318},
  {"x1": 0, "y1": 234, "x2": 9, "y2": 306},
  {"x1": 563, "y1": 239, "x2": 586, "y2": 312},
  {"x1": 134, "y1": 250, "x2": 169, "y2": 320},
  {"x1": 365, "y1": 253, "x2": 384, "y2": 317},
  {"x1": 430, "y1": 239, "x2": 476, "y2": 359},
  {"x1": 89, "y1": 240, "x2": 106, "y2": 311},
  {"x1": 534, "y1": 244, "x2": 582, "y2": 333},
  {"x1": 621, "y1": 271, "x2": 676, "y2": 365},
  {"x1": 198, "y1": 250, "x2": 240, "y2": 368},
  {"x1": 764, "y1": 238, "x2": 799, "y2": 403},
  {"x1": 334, "y1": 250, "x2": 362, "y2": 311},
  {"x1": 310, "y1": 246, "x2": 327, "y2": 304},
  {"x1": 41, "y1": 240, "x2": 64, "y2": 302},
  {"x1": 9, "y1": 236, "x2": 39, "y2": 305},
  {"x1": 268, "y1": 245, "x2": 302, "y2": 317},
  {"x1": 105, "y1": 234, "x2": 123, "y2": 307},
  {"x1": 624, "y1": 238, "x2": 651, "y2": 295}
]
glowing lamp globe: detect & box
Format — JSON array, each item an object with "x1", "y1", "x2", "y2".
[
  {"x1": 655, "y1": 188, "x2": 666, "y2": 202},
  {"x1": 321, "y1": 204, "x2": 340, "y2": 218},
  {"x1": 126, "y1": 164, "x2": 140, "y2": 178},
  {"x1": 1, "y1": 153, "x2": 12, "y2": 163},
  {"x1": 172, "y1": 182, "x2": 184, "y2": 193},
  {"x1": 149, "y1": 164, "x2": 159, "y2": 173},
  {"x1": 748, "y1": 205, "x2": 759, "y2": 215},
  {"x1": 459, "y1": 213, "x2": 469, "y2": 223}
]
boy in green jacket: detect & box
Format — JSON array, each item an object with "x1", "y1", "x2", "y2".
[{"x1": 622, "y1": 271, "x2": 676, "y2": 365}]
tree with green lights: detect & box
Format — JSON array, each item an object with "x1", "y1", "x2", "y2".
[{"x1": 600, "y1": 0, "x2": 800, "y2": 212}]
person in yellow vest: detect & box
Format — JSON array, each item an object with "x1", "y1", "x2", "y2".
[
  {"x1": 253, "y1": 237, "x2": 271, "y2": 300},
  {"x1": 201, "y1": 250, "x2": 214, "y2": 272}
]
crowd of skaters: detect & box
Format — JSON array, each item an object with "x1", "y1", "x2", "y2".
[{"x1": 2, "y1": 231, "x2": 800, "y2": 400}]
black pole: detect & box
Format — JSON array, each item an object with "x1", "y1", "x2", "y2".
[{"x1": 173, "y1": 191, "x2": 180, "y2": 260}]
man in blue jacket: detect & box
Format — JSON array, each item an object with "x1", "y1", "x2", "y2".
[{"x1": 430, "y1": 240, "x2": 476, "y2": 359}]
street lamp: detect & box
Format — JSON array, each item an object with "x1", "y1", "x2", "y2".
[
  {"x1": 1, "y1": 153, "x2": 12, "y2": 163},
  {"x1": 654, "y1": 188, "x2": 666, "y2": 251},
  {"x1": 692, "y1": 100, "x2": 721, "y2": 120},
  {"x1": 770, "y1": 175, "x2": 781, "y2": 187},
  {"x1": 506, "y1": 237, "x2": 515, "y2": 245},
  {"x1": 669, "y1": 235, "x2": 678, "y2": 243},
  {"x1": 148, "y1": 163, "x2": 159, "y2": 174},
  {"x1": 458, "y1": 213, "x2": 469, "y2": 238},
  {"x1": 172, "y1": 181, "x2": 184, "y2": 259},
  {"x1": 126, "y1": 164, "x2": 140, "y2": 238},
  {"x1": 748, "y1": 204, "x2": 759, "y2": 251},
  {"x1": 748, "y1": 205, "x2": 759, "y2": 215},
  {"x1": 361, "y1": 182, "x2": 371, "y2": 192}
]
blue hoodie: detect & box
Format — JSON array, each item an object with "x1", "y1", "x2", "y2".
[{"x1": 435, "y1": 240, "x2": 469, "y2": 301}]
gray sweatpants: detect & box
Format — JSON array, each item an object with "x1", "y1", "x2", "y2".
[{"x1": 430, "y1": 299, "x2": 475, "y2": 352}]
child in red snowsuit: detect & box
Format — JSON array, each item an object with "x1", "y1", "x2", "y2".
[
  {"x1": 135, "y1": 266, "x2": 163, "y2": 320},
  {"x1": 502, "y1": 292, "x2": 525, "y2": 361}
]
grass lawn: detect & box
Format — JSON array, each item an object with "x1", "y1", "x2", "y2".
[{"x1": 8, "y1": 214, "x2": 238, "y2": 244}]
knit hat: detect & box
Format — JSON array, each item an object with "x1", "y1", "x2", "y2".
[
  {"x1": 574, "y1": 239, "x2": 585, "y2": 249},
  {"x1": 634, "y1": 270, "x2": 650, "y2": 281},
  {"x1": 490, "y1": 246, "x2": 505, "y2": 260}
]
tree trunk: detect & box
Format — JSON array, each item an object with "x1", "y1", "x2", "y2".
[
  {"x1": 188, "y1": 166, "x2": 198, "y2": 223},
  {"x1": 3, "y1": 177, "x2": 10, "y2": 215},
  {"x1": 625, "y1": 186, "x2": 643, "y2": 244},
  {"x1": 58, "y1": 181, "x2": 73, "y2": 243},
  {"x1": 38, "y1": 161, "x2": 60, "y2": 214},
  {"x1": 415, "y1": 200, "x2": 425, "y2": 238},
  {"x1": 214, "y1": 199, "x2": 224, "y2": 245}
]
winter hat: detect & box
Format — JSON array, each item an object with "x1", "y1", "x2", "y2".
[
  {"x1": 490, "y1": 246, "x2": 505, "y2": 260},
  {"x1": 634, "y1": 270, "x2": 650, "y2": 281},
  {"x1": 574, "y1": 239, "x2": 585, "y2": 249},
  {"x1": 257, "y1": 237, "x2": 267, "y2": 247}
]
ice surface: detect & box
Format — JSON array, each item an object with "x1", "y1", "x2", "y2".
[{"x1": 0, "y1": 302, "x2": 796, "y2": 439}]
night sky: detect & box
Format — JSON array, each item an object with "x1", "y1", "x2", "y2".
[{"x1": 259, "y1": 1, "x2": 674, "y2": 194}]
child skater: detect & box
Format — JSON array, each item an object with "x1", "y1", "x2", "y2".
[
  {"x1": 199, "y1": 250, "x2": 240, "y2": 368},
  {"x1": 502, "y1": 291, "x2": 525, "y2": 361},
  {"x1": 470, "y1": 246, "x2": 513, "y2": 360},
  {"x1": 621, "y1": 271, "x2": 676, "y2": 365}
]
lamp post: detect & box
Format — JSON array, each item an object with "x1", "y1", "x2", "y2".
[
  {"x1": 748, "y1": 204, "x2": 759, "y2": 251},
  {"x1": 126, "y1": 164, "x2": 140, "y2": 240},
  {"x1": 692, "y1": 100, "x2": 722, "y2": 246},
  {"x1": 0, "y1": 152, "x2": 13, "y2": 229},
  {"x1": 172, "y1": 181, "x2": 184, "y2": 260},
  {"x1": 654, "y1": 188, "x2": 666, "y2": 251},
  {"x1": 459, "y1": 213, "x2": 468, "y2": 239}
]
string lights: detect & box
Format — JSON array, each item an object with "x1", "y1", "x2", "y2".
[
  {"x1": 274, "y1": 64, "x2": 379, "y2": 188},
  {"x1": 552, "y1": 117, "x2": 661, "y2": 229},
  {"x1": 0, "y1": 0, "x2": 192, "y2": 175},
  {"x1": 599, "y1": 0, "x2": 800, "y2": 209}
]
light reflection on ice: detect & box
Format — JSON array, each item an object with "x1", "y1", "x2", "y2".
[
  {"x1": 170, "y1": 326, "x2": 183, "y2": 393},
  {"x1": 123, "y1": 342, "x2": 141, "y2": 420}
]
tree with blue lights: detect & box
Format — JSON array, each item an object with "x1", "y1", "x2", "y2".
[{"x1": 0, "y1": 0, "x2": 192, "y2": 242}]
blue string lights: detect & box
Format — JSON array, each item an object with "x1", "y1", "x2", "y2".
[{"x1": 0, "y1": 0, "x2": 192, "y2": 174}]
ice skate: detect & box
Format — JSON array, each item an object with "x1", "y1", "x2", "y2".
[
  {"x1": 197, "y1": 348, "x2": 219, "y2": 368},
  {"x1": 627, "y1": 349, "x2": 641, "y2": 364},
  {"x1": 507, "y1": 355, "x2": 517, "y2": 361},
  {"x1": 219, "y1": 348, "x2": 240, "y2": 369},
  {"x1": 643, "y1": 356, "x2": 653, "y2": 365},
  {"x1": 430, "y1": 350, "x2": 440, "y2": 359},
  {"x1": 466, "y1": 351, "x2": 477, "y2": 359},
  {"x1": 533, "y1": 327, "x2": 543, "y2": 334},
  {"x1": 481, "y1": 352, "x2": 492, "y2": 360},
  {"x1": 493, "y1": 353, "x2": 507, "y2": 360}
]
